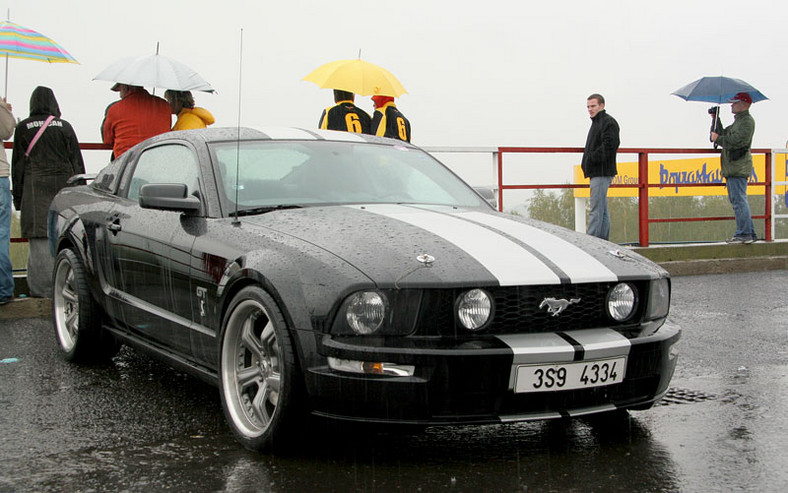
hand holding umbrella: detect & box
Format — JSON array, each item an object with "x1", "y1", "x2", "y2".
[{"x1": 672, "y1": 76, "x2": 767, "y2": 148}]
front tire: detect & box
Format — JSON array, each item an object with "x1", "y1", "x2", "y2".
[
  {"x1": 219, "y1": 286, "x2": 303, "y2": 452},
  {"x1": 52, "y1": 248, "x2": 118, "y2": 362}
]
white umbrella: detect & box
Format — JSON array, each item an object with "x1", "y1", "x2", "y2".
[{"x1": 94, "y1": 52, "x2": 215, "y2": 93}]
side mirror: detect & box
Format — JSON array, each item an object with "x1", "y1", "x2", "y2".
[
  {"x1": 66, "y1": 173, "x2": 97, "y2": 186},
  {"x1": 473, "y1": 186, "x2": 498, "y2": 209},
  {"x1": 139, "y1": 183, "x2": 201, "y2": 212}
]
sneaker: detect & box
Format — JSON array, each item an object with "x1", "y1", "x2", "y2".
[
  {"x1": 743, "y1": 236, "x2": 756, "y2": 244},
  {"x1": 0, "y1": 297, "x2": 12, "y2": 306},
  {"x1": 725, "y1": 236, "x2": 748, "y2": 244}
]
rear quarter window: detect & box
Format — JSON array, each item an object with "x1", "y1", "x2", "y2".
[{"x1": 90, "y1": 157, "x2": 126, "y2": 193}]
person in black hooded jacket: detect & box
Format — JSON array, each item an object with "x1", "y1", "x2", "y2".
[{"x1": 11, "y1": 86, "x2": 84, "y2": 297}]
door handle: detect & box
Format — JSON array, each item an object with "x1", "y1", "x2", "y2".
[{"x1": 107, "y1": 218, "x2": 122, "y2": 235}]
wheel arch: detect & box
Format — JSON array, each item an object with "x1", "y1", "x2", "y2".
[{"x1": 217, "y1": 271, "x2": 310, "y2": 382}]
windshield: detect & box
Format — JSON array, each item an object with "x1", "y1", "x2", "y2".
[{"x1": 209, "y1": 140, "x2": 486, "y2": 214}]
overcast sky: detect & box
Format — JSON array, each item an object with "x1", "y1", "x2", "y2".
[{"x1": 4, "y1": 0, "x2": 787, "y2": 180}]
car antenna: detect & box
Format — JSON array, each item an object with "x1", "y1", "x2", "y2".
[{"x1": 232, "y1": 28, "x2": 244, "y2": 226}]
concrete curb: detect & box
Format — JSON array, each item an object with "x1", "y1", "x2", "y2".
[
  {"x1": 630, "y1": 239, "x2": 788, "y2": 277},
  {"x1": 0, "y1": 297, "x2": 51, "y2": 320},
  {"x1": 658, "y1": 255, "x2": 788, "y2": 277}
]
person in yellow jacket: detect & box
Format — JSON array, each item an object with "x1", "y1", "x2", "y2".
[{"x1": 164, "y1": 90, "x2": 215, "y2": 130}]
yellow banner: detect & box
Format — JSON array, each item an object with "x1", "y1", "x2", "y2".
[{"x1": 573, "y1": 154, "x2": 788, "y2": 197}]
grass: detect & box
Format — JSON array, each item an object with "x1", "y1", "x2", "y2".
[{"x1": 10, "y1": 212, "x2": 28, "y2": 273}]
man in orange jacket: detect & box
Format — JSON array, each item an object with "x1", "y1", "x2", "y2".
[{"x1": 102, "y1": 84, "x2": 171, "y2": 159}]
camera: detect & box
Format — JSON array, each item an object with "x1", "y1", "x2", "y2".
[{"x1": 708, "y1": 106, "x2": 720, "y2": 116}]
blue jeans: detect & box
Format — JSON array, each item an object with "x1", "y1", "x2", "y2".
[
  {"x1": 726, "y1": 177, "x2": 755, "y2": 238},
  {"x1": 0, "y1": 177, "x2": 13, "y2": 299},
  {"x1": 588, "y1": 176, "x2": 613, "y2": 240}
]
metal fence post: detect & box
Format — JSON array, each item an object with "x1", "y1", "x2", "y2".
[
  {"x1": 638, "y1": 151, "x2": 650, "y2": 246},
  {"x1": 497, "y1": 148, "x2": 504, "y2": 212},
  {"x1": 765, "y1": 150, "x2": 772, "y2": 241}
]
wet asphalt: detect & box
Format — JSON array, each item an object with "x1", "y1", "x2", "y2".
[{"x1": 0, "y1": 270, "x2": 786, "y2": 492}]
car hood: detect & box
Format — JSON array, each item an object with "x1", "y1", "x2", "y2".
[{"x1": 241, "y1": 204, "x2": 664, "y2": 287}]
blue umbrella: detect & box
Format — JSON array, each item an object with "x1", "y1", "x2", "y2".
[{"x1": 671, "y1": 76, "x2": 768, "y2": 104}]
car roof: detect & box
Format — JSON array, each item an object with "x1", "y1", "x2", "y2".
[{"x1": 141, "y1": 127, "x2": 418, "y2": 149}]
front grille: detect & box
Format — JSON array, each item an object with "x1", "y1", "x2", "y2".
[{"x1": 417, "y1": 282, "x2": 647, "y2": 336}]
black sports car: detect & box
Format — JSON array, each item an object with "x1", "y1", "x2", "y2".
[{"x1": 49, "y1": 127, "x2": 680, "y2": 452}]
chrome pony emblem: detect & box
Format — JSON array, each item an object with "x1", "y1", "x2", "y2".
[{"x1": 539, "y1": 297, "x2": 581, "y2": 317}]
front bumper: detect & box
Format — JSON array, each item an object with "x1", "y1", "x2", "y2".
[{"x1": 305, "y1": 322, "x2": 681, "y2": 425}]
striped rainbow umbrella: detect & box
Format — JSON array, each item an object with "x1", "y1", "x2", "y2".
[{"x1": 0, "y1": 20, "x2": 78, "y2": 98}]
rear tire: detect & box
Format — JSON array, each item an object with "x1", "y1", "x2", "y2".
[
  {"x1": 219, "y1": 286, "x2": 304, "y2": 452},
  {"x1": 52, "y1": 248, "x2": 119, "y2": 362}
]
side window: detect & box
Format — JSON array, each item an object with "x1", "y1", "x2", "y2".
[
  {"x1": 125, "y1": 145, "x2": 200, "y2": 201},
  {"x1": 91, "y1": 156, "x2": 126, "y2": 193}
]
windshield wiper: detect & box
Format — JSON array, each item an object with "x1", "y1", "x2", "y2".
[{"x1": 229, "y1": 204, "x2": 303, "y2": 217}]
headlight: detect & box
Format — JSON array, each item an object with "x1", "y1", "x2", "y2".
[
  {"x1": 332, "y1": 290, "x2": 420, "y2": 336},
  {"x1": 607, "y1": 283, "x2": 636, "y2": 321},
  {"x1": 456, "y1": 289, "x2": 493, "y2": 330},
  {"x1": 646, "y1": 278, "x2": 670, "y2": 320},
  {"x1": 346, "y1": 291, "x2": 388, "y2": 335}
]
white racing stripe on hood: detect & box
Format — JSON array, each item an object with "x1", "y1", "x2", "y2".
[
  {"x1": 459, "y1": 211, "x2": 619, "y2": 283},
  {"x1": 357, "y1": 204, "x2": 561, "y2": 285}
]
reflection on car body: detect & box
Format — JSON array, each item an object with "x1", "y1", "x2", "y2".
[{"x1": 48, "y1": 127, "x2": 680, "y2": 452}]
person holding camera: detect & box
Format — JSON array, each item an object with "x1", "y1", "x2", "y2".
[{"x1": 710, "y1": 92, "x2": 756, "y2": 244}]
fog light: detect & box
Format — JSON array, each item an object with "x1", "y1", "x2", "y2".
[
  {"x1": 457, "y1": 289, "x2": 493, "y2": 330},
  {"x1": 328, "y1": 357, "x2": 415, "y2": 376},
  {"x1": 607, "y1": 283, "x2": 636, "y2": 321}
]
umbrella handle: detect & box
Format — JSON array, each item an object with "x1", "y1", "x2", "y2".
[{"x1": 710, "y1": 111, "x2": 720, "y2": 149}]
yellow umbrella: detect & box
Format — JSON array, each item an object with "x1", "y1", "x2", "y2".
[{"x1": 303, "y1": 59, "x2": 407, "y2": 97}]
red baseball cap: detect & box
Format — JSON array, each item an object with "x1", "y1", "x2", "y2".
[
  {"x1": 728, "y1": 92, "x2": 753, "y2": 104},
  {"x1": 372, "y1": 95, "x2": 394, "y2": 108}
]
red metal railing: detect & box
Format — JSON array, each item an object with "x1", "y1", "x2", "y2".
[
  {"x1": 6, "y1": 143, "x2": 775, "y2": 248},
  {"x1": 497, "y1": 147, "x2": 773, "y2": 247}
]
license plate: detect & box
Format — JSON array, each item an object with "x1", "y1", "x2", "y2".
[{"x1": 514, "y1": 357, "x2": 627, "y2": 393}]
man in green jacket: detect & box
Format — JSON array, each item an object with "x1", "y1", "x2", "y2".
[{"x1": 711, "y1": 92, "x2": 756, "y2": 244}]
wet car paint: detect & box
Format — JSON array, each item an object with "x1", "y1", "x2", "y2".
[{"x1": 48, "y1": 128, "x2": 679, "y2": 441}]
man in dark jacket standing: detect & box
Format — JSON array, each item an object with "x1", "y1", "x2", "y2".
[
  {"x1": 581, "y1": 93, "x2": 620, "y2": 240},
  {"x1": 711, "y1": 92, "x2": 756, "y2": 243},
  {"x1": 319, "y1": 90, "x2": 372, "y2": 134}
]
